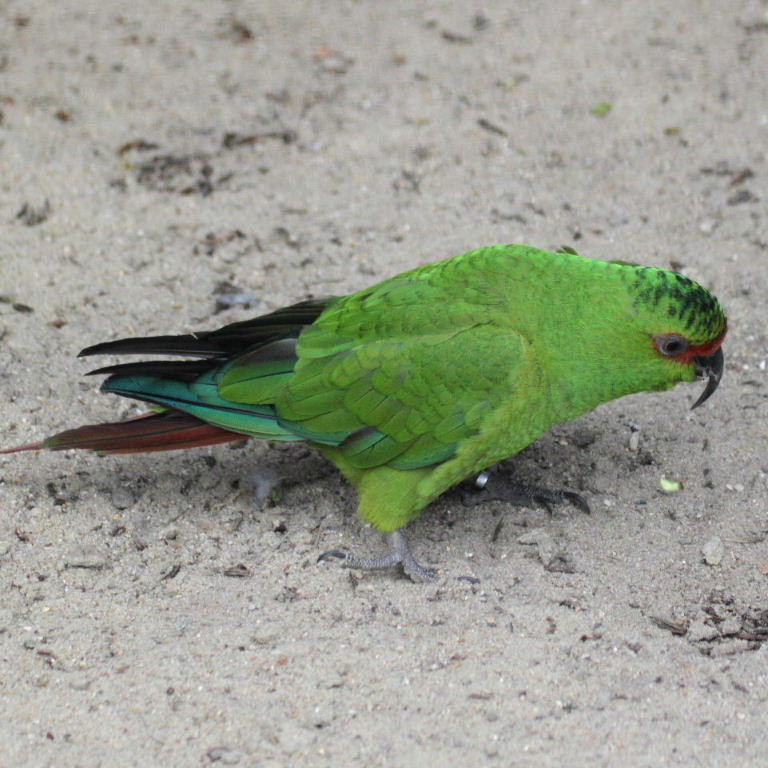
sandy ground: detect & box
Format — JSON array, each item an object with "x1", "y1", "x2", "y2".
[{"x1": 1, "y1": 1, "x2": 767, "y2": 765}]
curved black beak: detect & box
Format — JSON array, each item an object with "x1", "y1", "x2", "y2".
[{"x1": 691, "y1": 347, "x2": 724, "y2": 410}]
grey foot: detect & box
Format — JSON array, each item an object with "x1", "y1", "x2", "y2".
[
  {"x1": 318, "y1": 529, "x2": 438, "y2": 582},
  {"x1": 463, "y1": 471, "x2": 590, "y2": 515}
]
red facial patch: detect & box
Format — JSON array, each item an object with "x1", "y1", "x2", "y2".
[{"x1": 674, "y1": 325, "x2": 727, "y2": 365}]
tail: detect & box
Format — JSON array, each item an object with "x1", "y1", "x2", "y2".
[
  {"x1": 0, "y1": 411, "x2": 247, "y2": 456},
  {"x1": 2, "y1": 297, "x2": 337, "y2": 456}
]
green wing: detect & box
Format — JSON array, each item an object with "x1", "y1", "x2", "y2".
[
  {"x1": 280, "y1": 326, "x2": 524, "y2": 470},
  {"x1": 255, "y1": 251, "x2": 528, "y2": 470}
]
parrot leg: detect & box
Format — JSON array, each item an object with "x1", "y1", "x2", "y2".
[
  {"x1": 318, "y1": 529, "x2": 438, "y2": 582},
  {"x1": 463, "y1": 471, "x2": 591, "y2": 514}
]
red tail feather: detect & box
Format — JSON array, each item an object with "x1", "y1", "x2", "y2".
[
  {"x1": 1, "y1": 412, "x2": 247, "y2": 455},
  {"x1": 0, "y1": 441, "x2": 47, "y2": 454}
]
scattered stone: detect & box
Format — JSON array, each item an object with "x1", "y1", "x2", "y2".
[
  {"x1": 212, "y1": 280, "x2": 259, "y2": 314},
  {"x1": 111, "y1": 487, "x2": 135, "y2": 510},
  {"x1": 650, "y1": 615, "x2": 689, "y2": 636},
  {"x1": 205, "y1": 745, "x2": 243, "y2": 764},
  {"x1": 702, "y1": 536, "x2": 724, "y2": 566},
  {"x1": 224, "y1": 564, "x2": 252, "y2": 578}
]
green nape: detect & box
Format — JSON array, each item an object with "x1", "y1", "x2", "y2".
[{"x1": 623, "y1": 266, "x2": 726, "y2": 343}]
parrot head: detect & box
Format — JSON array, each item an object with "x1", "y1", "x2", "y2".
[{"x1": 626, "y1": 265, "x2": 727, "y2": 408}]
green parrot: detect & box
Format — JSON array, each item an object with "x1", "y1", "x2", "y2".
[{"x1": 2, "y1": 245, "x2": 726, "y2": 580}]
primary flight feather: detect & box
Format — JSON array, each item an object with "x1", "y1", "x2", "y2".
[{"x1": 2, "y1": 245, "x2": 726, "y2": 579}]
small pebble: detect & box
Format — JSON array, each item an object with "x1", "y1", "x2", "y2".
[
  {"x1": 702, "y1": 536, "x2": 724, "y2": 566},
  {"x1": 111, "y1": 487, "x2": 135, "y2": 510},
  {"x1": 205, "y1": 746, "x2": 243, "y2": 765},
  {"x1": 214, "y1": 291, "x2": 259, "y2": 313}
]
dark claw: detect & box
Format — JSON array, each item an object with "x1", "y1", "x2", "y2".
[
  {"x1": 462, "y1": 474, "x2": 591, "y2": 515},
  {"x1": 563, "y1": 491, "x2": 591, "y2": 515},
  {"x1": 408, "y1": 564, "x2": 439, "y2": 582},
  {"x1": 317, "y1": 549, "x2": 349, "y2": 563}
]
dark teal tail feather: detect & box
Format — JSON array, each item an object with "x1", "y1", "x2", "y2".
[{"x1": 102, "y1": 375, "x2": 304, "y2": 442}]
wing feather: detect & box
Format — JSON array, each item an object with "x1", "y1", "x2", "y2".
[{"x1": 276, "y1": 325, "x2": 525, "y2": 470}]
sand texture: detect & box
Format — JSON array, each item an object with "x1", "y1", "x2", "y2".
[{"x1": 1, "y1": 2, "x2": 767, "y2": 765}]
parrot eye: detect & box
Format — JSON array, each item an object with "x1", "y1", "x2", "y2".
[{"x1": 656, "y1": 334, "x2": 690, "y2": 357}]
